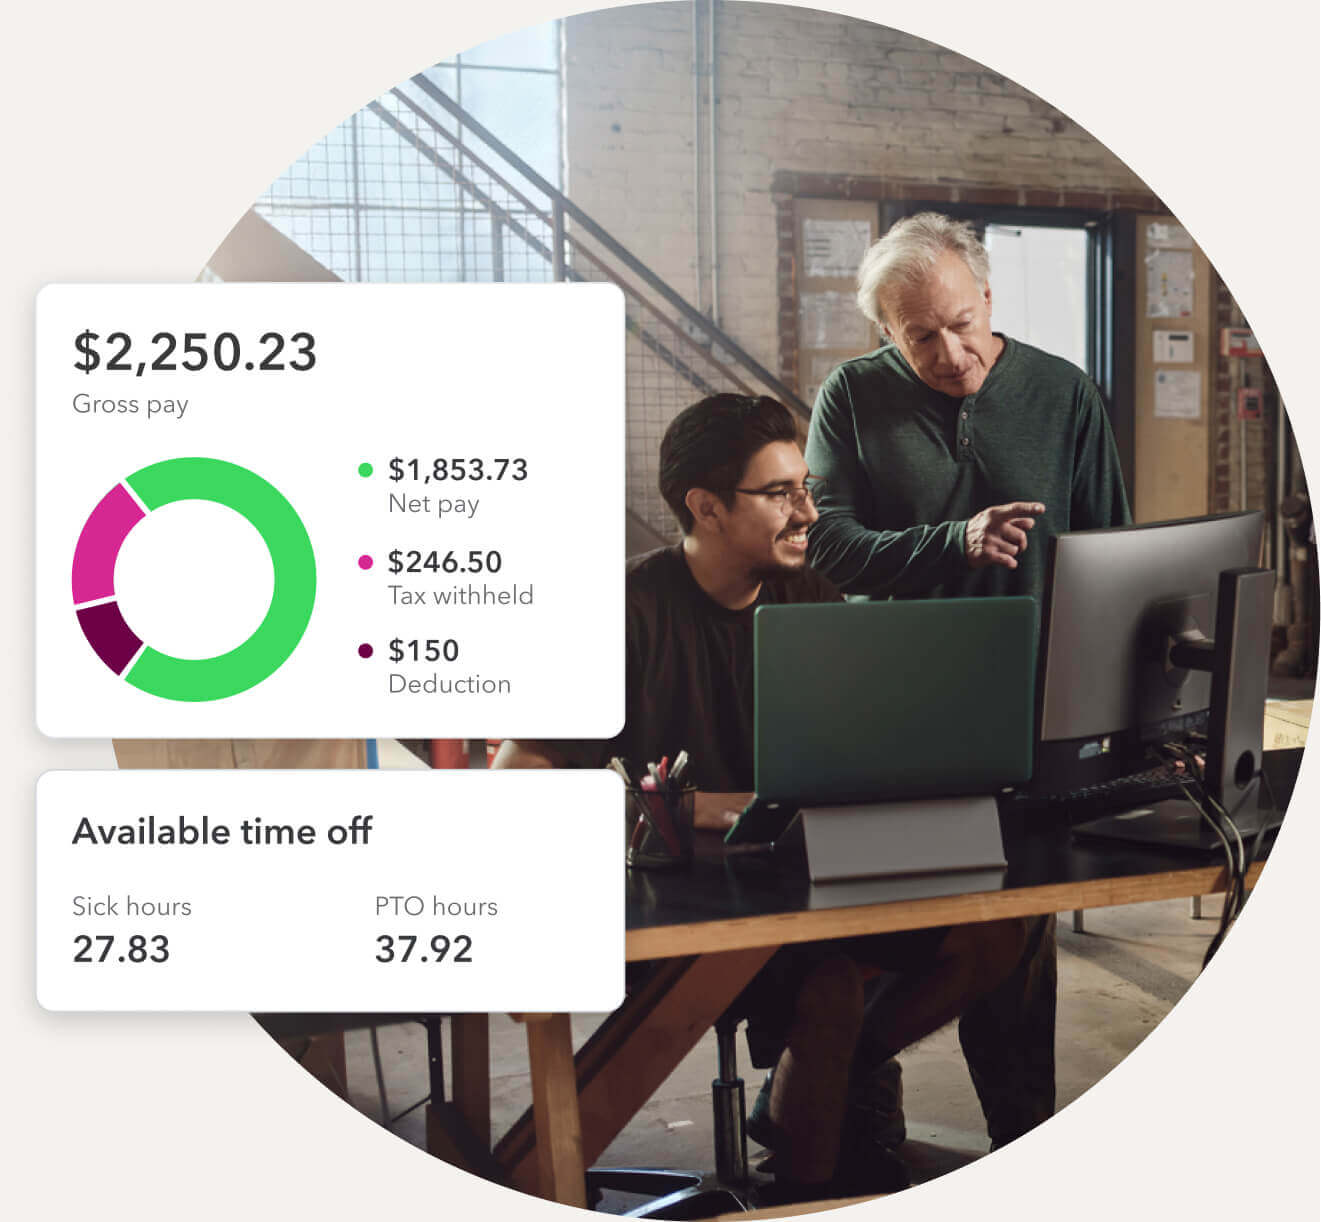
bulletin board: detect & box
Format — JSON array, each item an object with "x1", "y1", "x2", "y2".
[
  {"x1": 1133, "y1": 215, "x2": 1211, "y2": 522},
  {"x1": 794, "y1": 199, "x2": 879, "y2": 407}
]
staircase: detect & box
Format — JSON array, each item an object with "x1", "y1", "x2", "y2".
[{"x1": 254, "y1": 74, "x2": 808, "y2": 546}]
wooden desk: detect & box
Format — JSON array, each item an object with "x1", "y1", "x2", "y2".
[
  {"x1": 493, "y1": 780, "x2": 1289, "y2": 1204},
  {"x1": 266, "y1": 752, "x2": 1299, "y2": 1208}
]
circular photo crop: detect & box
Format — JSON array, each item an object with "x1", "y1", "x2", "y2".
[{"x1": 213, "y1": 2, "x2": 1315, "y2": 1214}]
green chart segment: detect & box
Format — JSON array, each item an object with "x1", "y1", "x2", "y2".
[{"x1": 72, "y1": 458, "x2": 316, "y2": 702}]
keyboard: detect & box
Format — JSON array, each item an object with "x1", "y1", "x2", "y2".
[{"x1": 1011, "y1": 763, "x2": 1194, "y2": 821}]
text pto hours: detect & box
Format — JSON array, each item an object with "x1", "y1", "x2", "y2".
[{"x1": 72, "y1": 329, "x2": 316, "y2": 375}]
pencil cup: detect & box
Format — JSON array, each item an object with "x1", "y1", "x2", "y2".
[{"x1": 625, "y1": 784, "x2": 696, "y2": 870}]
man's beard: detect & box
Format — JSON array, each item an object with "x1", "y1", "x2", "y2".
[{"x1": 748, "y1": 553, "x2": 807, "y2": 582}]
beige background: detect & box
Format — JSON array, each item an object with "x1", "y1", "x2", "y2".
[{"x1": 2, "y1": 3, "x2": 1316, "y2": 1221}]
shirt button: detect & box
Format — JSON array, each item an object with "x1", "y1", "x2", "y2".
[
  {"x1": 961, "y1": 411, "x2": 969, "y2": 420},
  {"x1": 960, "y1": 437, "x2": 970, "y2": 446}
]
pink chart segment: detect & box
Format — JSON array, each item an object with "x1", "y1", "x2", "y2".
[
  {"x1": 71, "y1": 483, "x2": 142, "y2": 604},
  {"x1": 71, "y1": 481, "x2": 146, "y2": 676}
]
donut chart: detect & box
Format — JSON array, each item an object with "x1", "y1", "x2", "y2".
[{"x1": 71, "y1": 458, "x2": 316, "y2": 702}]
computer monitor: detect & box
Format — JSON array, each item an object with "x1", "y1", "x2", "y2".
[{"x1": 1034, "y1": 510, "x2": 1270, "y2": 815}]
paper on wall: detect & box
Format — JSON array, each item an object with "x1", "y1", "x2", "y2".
[
  {"x1": 1146, "y1": 249, "x2": 1195, "y2": 317},
  {"x1": 802, "y1": 218, "x2": 872, "y2": 279},
  {"x1": 799, "y1": 290, "x2": 871, "y2": 348},
  {"x1": 1154, "y1": 369, "x2": 1202, "y2": 419},
  {"x1": 1146, "y1": 221, "x2": 1194, "y2": 250}
]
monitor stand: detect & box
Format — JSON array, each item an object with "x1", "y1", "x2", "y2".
[
  {"x1": 1083, "y1": 564, "x2": 1279, "y2": 853},
  {"x1": 798, "y1": 795, "x2": 1006, "y2": 884}
]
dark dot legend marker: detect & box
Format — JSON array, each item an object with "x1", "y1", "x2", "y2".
[{"x1": 358, "y1": 643, "x2": 373, "y2": 659}]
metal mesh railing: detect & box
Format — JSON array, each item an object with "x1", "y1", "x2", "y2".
[
  {"x1": 259, "y1": 100, "x2": 556, "y2": 285},
  {"x1": 258, "y1": 77, "x2": 805, "y2": 541}
]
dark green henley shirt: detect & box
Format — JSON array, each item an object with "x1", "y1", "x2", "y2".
[{"x1": 804, "y1": 336, "x2": 1131, "y2": 601}]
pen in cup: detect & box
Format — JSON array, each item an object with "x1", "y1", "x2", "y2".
[
  {"x1": 612, "y1": 756, "x2": 666, "y2": 850},
  {"x1": 619, "y1": 753, "x2": 697, "y2": 868},
  {"x1": 641, "y1": 770, "x2": 681, "y2": 854}
]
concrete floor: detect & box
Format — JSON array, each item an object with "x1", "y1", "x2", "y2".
[{"x1": 340, "y1": 891, "x2": 1233, "y2": 1210}]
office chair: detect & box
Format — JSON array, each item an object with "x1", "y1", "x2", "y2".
[{"x1": 585, "y1": 1012, "x2": 753, "y2": 1218}]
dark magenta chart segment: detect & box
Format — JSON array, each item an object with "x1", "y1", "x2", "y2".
[
  {"x1": 35, "y1": 283, "x2": 625, "y2": 738},
  {"x1": 74, "y1": 601, "x2": 144, "y2": 676}
]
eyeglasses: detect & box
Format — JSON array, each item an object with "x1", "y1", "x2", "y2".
[{"x1": 731, "y1": 480, "x2": 823, "y2": 514}]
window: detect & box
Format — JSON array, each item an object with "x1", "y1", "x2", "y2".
[
  {"x1": 256, "y1": 22, "x2": 563, "y2": 283},
  {"x1": 984, "y1": 223, "x2": 1090, "y2": 369}
]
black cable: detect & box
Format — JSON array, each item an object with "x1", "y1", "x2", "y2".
[
  {"x1": 1250, "y1": 766, "x2": 1282, "y2": 864},
  {"x1": 1258, "y1": 763, "x2": 1280, "y2": 812},
  {"x1": 1174, "y1": 776, "x2": 1238, "y2": 969},
  {"x1": 1158, "y1": 740, "x2": 1243, "y2": 969}
]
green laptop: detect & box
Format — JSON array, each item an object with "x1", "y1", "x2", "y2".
[{"x1": 753, "y1": 597, "x2": 1037, "y2": 806}]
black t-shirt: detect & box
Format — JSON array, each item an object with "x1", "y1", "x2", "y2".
[{"x1": 536, "y1": 545, "x2": 841, "y2": 791}]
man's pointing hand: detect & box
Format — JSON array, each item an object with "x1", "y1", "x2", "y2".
[{"x1": 965, "y1": 502, "x2": 1045, "y2": 570}]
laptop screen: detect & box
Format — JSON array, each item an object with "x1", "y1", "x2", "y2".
[{"x1": 754, "y1": 597, "x2": 1037, "y2": 805}]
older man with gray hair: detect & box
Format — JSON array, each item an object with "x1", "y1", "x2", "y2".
[
  {"x1": 803, "y1": 212, "x2": 1130, "y2": 1152},
  {"x1": 805, "y1": 211, "x2": 1129, "y2": 600}
]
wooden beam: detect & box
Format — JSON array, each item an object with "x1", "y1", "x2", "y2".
[
  {"x1": 625, "y1": 863, "x2": 1263, "y2": 960},
  {"x1": 496, "y1": 947, "x2": 775, "y2": 1195},
  {"x1": 450, "y1": 1014, "x2": 490, "y2": 1148},
  {"x1": 522, "y1": 1013, "x2": 587, "y2": 1207}
]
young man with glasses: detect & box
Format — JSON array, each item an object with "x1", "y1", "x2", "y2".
[
  {"x1": 496, "y1": 393, "x2": 836, "y2": 827},
  {"x1": 494, "y1": 393, "x2": 1024, "y2": 1200}
]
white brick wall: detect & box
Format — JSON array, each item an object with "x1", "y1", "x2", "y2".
[{"x1": 565, "y1": 2, "x2": 1151, "y2": 375}]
